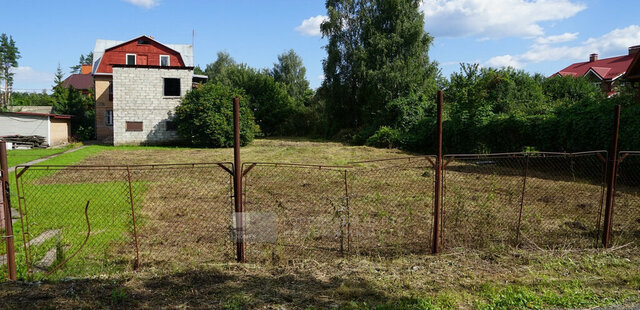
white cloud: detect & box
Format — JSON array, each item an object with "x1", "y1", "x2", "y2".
[
  {"x1": 295, "y1": 15, "x2": 328, "y2": 37},
  {"x1": 521, "y1": 25, "x2": 640, "y2": 63},
  {"x1": 485, "y1": 55, "x2": 523, "y2": 68},
  {"x1": 122, "y1": 0, "x2": 158, "y2": 9},
  {"x1": 484, "y1": 25, "x2": 640, "y2": 69},
  {"x1": 13, "y1": 66, "x2": 55, "y2": 84},
  {"x1": 535, "y1": 32, "x2": 579, "y2": 45},
  {"x1": 420, "y1": 0, "x2": 586, "y2": 39}
]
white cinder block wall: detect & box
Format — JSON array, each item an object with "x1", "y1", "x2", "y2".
[{"x1": 112, "y1": 67, "x2": 192, "y2": 145}]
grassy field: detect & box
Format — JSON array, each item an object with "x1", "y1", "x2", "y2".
[{"x1": 1, "y1": 138, "x2": 639, "y2": 309}]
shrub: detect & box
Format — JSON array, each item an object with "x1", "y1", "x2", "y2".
[
  {"x1": 366, "y1": 126, "x2": 401, "y2": 148},
  {"x1": 174, "y1": 83, "x2": 259, "y2": 147}
]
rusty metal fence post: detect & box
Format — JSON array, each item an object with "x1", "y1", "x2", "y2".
[
  {"x1": 1, "y1": 140, "x2": 17, "y2": 280},
  {"x1": 432, "y1": 90, "x2": 443, "y2": 254},
  {"x1": 602, "y1": 104, "x2": 621, "y2": 248},
  {"x1": 233, "y1": 97, "x2": 245, "y2": 262}
]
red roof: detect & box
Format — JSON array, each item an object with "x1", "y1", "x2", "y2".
[
  {"x1": 63, "y1": 74, "x2": 93, "y2": 90},
  {"x1": 2, "y1": 111, "x2": 72, "y2": 119},
  {"x1": 555, "y1": 54, "x2": 634, "y2": 80}
]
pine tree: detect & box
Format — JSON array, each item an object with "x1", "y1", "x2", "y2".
[{"x1": 0, "y1": 33, "x2": 20, "y2": 107}]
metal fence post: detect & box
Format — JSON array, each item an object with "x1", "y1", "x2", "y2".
[
  {"x1": 233, "y1": 97, "x2": 245, "y2": 262},
  {"x1": 602, "y1": 104, "x2": 621, "y2": 248},
  {"x1": 432, "y1": 90, "x2": 443, "y2": 254},
  {"x1": 1, "y1": 140, "x2": 17, "y2": 280}
]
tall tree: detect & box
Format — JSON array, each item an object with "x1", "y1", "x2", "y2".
[
  {"x1": 204, "y1": 51, "x2": 236, "y2": 84},
  {"x1": 320, "y1": 0, "x2": 438, "y2": 133},
  {"x1": 0, "y1": 33, "x2": 20, "y2": 108},
  {"x1": 69, "y1": 51, "x2": 94, "y2": 74},
  {"x1": 271, "y1": 49, "x2": 311, "y2": 102}
]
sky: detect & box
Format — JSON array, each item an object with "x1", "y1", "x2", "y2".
[{"x1": 2, "y1": 0, "x2": 639, "y2": 93}]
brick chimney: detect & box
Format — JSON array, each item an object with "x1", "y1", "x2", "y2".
[
  {"x1": 81, "y1": 65, "x2": 92, "y2": 75},
  {"x1": 629, "y1": 45, "x2": 640, "y2": 55},
  {"x1": 589, "y1": 53, "x2": 598, "y2": 62}
]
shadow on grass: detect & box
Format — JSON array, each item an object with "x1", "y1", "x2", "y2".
[{"x1": 0, "y1": 267, "x2": 391, "y2": 309}]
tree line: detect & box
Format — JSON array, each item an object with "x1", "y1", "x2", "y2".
[{"x1": 179, "y1": 0, "x2": 640, "y2": 153}]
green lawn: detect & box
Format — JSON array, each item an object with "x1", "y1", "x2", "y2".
[{"x1": 6, "y1": 143, "x2": 81, "y2": 168}]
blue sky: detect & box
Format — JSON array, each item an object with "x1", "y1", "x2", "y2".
[{"x1": 2, "y1": 0, "x2": 639, "y2": 92}]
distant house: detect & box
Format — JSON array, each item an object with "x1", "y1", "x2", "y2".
[
  {"x1": 62, "y1": 65, "x2": 94, "y2": 96},
  {"x1": 553, "y1": 45, "x2": 640, "y2": 97},
  {"x1": 625, "y1": 47, "x2": 640, "y2": 104},
  {"x1": 91, "y1": 35, "x2": 207, "y2": 145},
  {"x1": 0, "y1": 111, "x2": 71, "y2": 147}
]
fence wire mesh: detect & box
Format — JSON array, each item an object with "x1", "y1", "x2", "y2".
[
  {"x1": 614, "y1": 152, "x2": 640, "y2": 246},
  {"x1": 443, "y1": 154, "x2": 526, "y2": 249},
  {"x1": 242, "y1": 163, "x2": 348, "y2": 263},
  {"x1": 442, "y1": 152, "x2": 607, "y2": 250},
  {"x1": 349, "y1": 157, "x2": 434, "y2": 257},
  {"x1": 14, "y1": 163, "x2": 233, "y2": 277},
  {"x1": 5, "y1": 149, "x2": 638, "y2": 276}
]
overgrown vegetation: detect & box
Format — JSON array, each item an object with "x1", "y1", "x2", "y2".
[{"x1": 174, "y1": 83, "x2": 258, "y2": 147}]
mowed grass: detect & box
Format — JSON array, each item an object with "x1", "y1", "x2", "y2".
[
  {"x1": 6, "y1": 143, "x2": 81, "y2": 168},
  {"x1": 1, "y1": 139, "x2": 639, "y2": 309}
]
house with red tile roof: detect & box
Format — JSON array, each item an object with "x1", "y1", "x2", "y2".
[
  {"x1": 553, "y1": 45, "x2": 640, "y2": 97},
  {"x1": 62, "y1": 65, "x2": 94, "y2": 96}
]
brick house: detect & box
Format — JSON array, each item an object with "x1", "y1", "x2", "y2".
[
  {"x1": 92, "y1": 35, "x2": 206, "y2": 145},
  {"x1": 553, "y1": 45, "x2": 640, "y2": 97}
]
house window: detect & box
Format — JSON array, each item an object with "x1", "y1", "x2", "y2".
[
  {"x1": 160, "y1": 55, "x2": 170, "y2": 67},
  {"x1": 105, "y1": 110, "x2": 113, "y2": 126},
  {"x1": 137, "y1": 39, "x2": 151, "y2": 45},
  {"x1": 163, "y1": 78, "x2": 180, "y2": 96},
  {"x1": 126, "y1": 121, "x2": 143, "y2": 132},
  {"x1": 166, "y1": 121, "x2": 177, "y2": 131},
  {"x1": 108, "y1": 82, "x2": 113, "y2": 101},
  {"x1": 126, "y1": 54, "x2": 136, "y2": 65}
]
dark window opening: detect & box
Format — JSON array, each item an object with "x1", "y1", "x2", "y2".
[
  {"x1": 166, "y1": 121, "x2": 177, "y2": 131},
  {"x1": 137, "y1": 39, "x2": 151, "y2": 45},
  {"x1": 126, "y1": 54, "x2": 136, "y2": 65},
  {"x1": 105, "y1": 110, "x2": 113, "y2": 126},
  {"x1": 126, "y1": 121, "x2": 143, "y2": 132},
  {"x1": 164, "y1": 78, "x2": 180, "y2": 96}
]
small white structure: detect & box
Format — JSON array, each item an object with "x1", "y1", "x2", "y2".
[{"x1": 0, "y1": 112, "x2": 71, "y2": 147}]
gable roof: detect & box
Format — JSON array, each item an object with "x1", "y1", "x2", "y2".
[
  {"x1": 92, "y1": 35, "x2": 193, "y2": 75},
  {"x1": 555, "y1": 54, "x2": 634, "y2": 80},
  {"x1": 63, "y1": 74, "x2": 93, "y2": 90}
]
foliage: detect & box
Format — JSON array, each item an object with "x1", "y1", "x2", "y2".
[
  {"x1": 174, "y1": 83, "x2": 259, "y2": 147},
  {"x1": 202, "y1": 52, "x2": 320, "y2": 137},
  {"x1": 366, "y1": 126, "x2": 401, "y2": 148},
  {"x1": 0, "y1": 33, "x2": 20, "y2": 107},
  {"x1": 69, "y1": 51, "x2": 93, "y2": 74},
  {"x1": 320, "y1": 0, "x2": 438, "y2": 134},
  {"x1": 52, "y1": 64, "x2": 95, "y2": 141},
  {"x1": 52, "y1": 86, "x2": 95, "y2": 141},
  {"x1": 203, "y1": 51, "x2": 236, "y2": 84},
  {"x1": 7, "y1": 91, "x2": 55, "y2": 106},
  {"x1": 271, "y1": 49, "x2": 312, "y2": 102}
]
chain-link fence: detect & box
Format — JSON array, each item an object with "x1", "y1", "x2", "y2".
[
  {"x1": 242, "y1": 163, "x2": 348, "y2": 263},
  {"x1": 5, "y1": 150, "x2": 639, "y2": 277},
  {"x1": 14, "y1": 163, "x2": 233, "y2": 277},
  {"x1": 349, "y1": 157, "x2": 434, "y2": 257},
  {"x1": 614, "y1": 152, "x2": 640, "y2": 246},
  {"x1": 442, "y1": 152, "x2": 607, "y2": 251}
]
